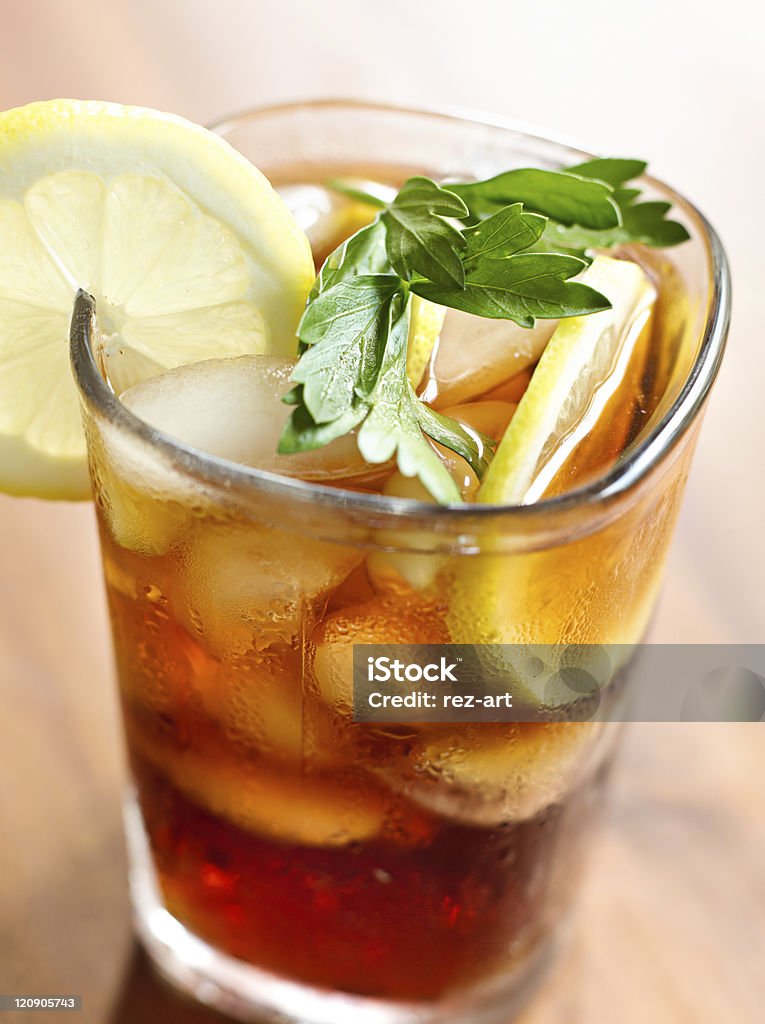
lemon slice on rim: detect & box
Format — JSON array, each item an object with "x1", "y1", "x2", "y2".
[{"x1": 0, "y1": 99, "x2": 314, "y2": 500}]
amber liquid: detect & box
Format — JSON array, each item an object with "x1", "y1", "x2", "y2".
[
  {"x1": 133, "y1": 752, "x2": 608, "y2": 999},
  {"x1": 109, "y1": 566, "x2": 612, "y2": 1001}
]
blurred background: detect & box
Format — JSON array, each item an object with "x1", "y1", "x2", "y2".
[{"x1": 0, "y1": 2, "x2": 762, "y2": 1022}]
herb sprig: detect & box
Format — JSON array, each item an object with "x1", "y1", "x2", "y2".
[{"x1": 279, "y1": 159, "x2": 688, "y2": 503}]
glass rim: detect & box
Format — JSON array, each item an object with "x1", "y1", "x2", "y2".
[{"x1": 69, "y1": 98, "x2": 731, "y2": 532}]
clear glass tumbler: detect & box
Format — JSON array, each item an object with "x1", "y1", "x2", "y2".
[{"x1": 70, "y1": 101, "x2": 730, "y2": 1024}]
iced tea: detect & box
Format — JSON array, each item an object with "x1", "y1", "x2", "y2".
[{"x1": 70, "y1": 104, "x2": 723, "y2": 1023}]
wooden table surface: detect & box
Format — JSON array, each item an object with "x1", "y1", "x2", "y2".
[{"x1": 1, "y1": 2, "x2": 763, "y2": 1022}]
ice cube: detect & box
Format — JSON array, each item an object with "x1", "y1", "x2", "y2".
[
  {"x1": 130, "y1": 713, "x2": 389, "y2": 846},
  {"x1": 120, "y1": 354, "x2": 381, "y2": 483},
  {"x1": 92, "y1": 414, "x2": 196, "y2": 556},
  {"x1": 420, "y1": 311, "x2": 556, "y2": 408},
  {"x1": 482, "y1": 367, "x2": 533, "y2": 403},
  {"x1": 366, "y1": 473, "x2": 455, "y2": 595},
  {"x1": 196, "y1": 642, "x2": 305, "y2": 764},
  {"x1": 311, "y1": 596, "x2": 450, "y2": 716},
  {"x1": 380, "y1": 721, "x2": 613, "y2": 826},
  {"x1": 96, "y1": 468, "x2": 192, "y2": 557},
  {"x1": 366, "y1": 410, "x2": 497, "y2": 593},
  {"x1": 439, "y1": 400, "x2": 516, "y2": 443},
  {"x1": 110, "y1": 560, "x2": 307, "y2": 764},
  {"x1": 176, "y1": 519, "x2": 361, "y2": 658}
]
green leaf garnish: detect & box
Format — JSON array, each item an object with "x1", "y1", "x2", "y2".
[
  {"x1": 278, "y1": 402, "x2": 366, "y2": 453},
  {"x1": 356, "y1": 293, "x2": 462, "y2": 504},
  {"x1": 381, "y1": 176, "x2": 469, "y2": 287},
  {"x1": 462, "y1": 203, "x2": 546, "y2": 263},
  {"x1": 451, "y1": 168, "x2": 620, "y2": 228},
  {"x1": 416, "y1": 402, "x2": 494, "y2": 480},
  {"x1": 537, "y1": 157, "x2": 691, "y2": 253},
  {"x1": 323, "y1": 178, "x2": 389, "y2": 209},
  {"x1": 411, "y1": 253, "x2": 610, "y2": 328},
  {"x1": 620, "y1": 201, "x2": 691, "y2": 247},
  {"x1": 566, "y1": 158, "x2": 647, "y2": 185},
  {"x1": 292, "y1": 274, "x2": 400, "y2": 422},
  {"x1": 282, "y1": 157, "x2": 689, "y2": 502}
]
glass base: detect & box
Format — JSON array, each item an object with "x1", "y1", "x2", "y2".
[{"x1": 125, "y1": 794, "x2": 560, "y2": 1024}]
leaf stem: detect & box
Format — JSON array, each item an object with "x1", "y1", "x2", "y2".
[{"x1": 325, "y1": 178, "x2": 389, "y2": 209}]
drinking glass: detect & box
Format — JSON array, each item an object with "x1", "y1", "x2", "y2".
[{"x1": 70, "y1": 101, "x2": 730, "y2": 1024}]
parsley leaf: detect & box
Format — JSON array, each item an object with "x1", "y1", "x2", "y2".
[
  {"x1": 411, "y1": 253, "x2": 610, "y2": 327},
  {"x1": 281, "y1": 220, "x2": 393, "y2": 407},
  {"x1": 409, "y1": 201, "x2": 610, "y2": 326},
  {"x1": 544, "y1": 157, "x2": 690, "y2": 251},
  {"x1": 566, "y1": 157, "x2": 647, "y2": 185},
  {"x1": 356, "y1": 294, "x2": 462, "y2": 503},
  {"x1": 382, "y1": 176, "x2": 468, "y2": 287},
  {"x1": 462, "y1": 203, "x2": 546, "y2": 262},
  {"x1": 416, "y1": 402, "x2": 494, "y2": 479},
  {"x1": 452, "y1": 168, "x2": 620, "y2": 229},
  {"x1": 620, "y1": 200, "x2": 691, "y2": 247},
  {"x1": 323, "y1": 178, "x2": 388, "y2": 209},
  {"x1": 278, "y1": 403, "x2": 367, "y2": 453},
  {"x1": 291, "y1": 274, "x2": 399, "y2": 423}
]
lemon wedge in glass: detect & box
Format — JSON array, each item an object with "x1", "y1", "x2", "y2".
[
  {"x1": 478, "y1": 255, "x2": 656, "y2": 506},
  {"x1": 448, "y1": 255, "x2": 657, "y2": 661},
  {"x1": 0, "y1": 99, "x2": 314, "y2": 499},
  {"x1": 406, "y1": 295, "x2": 446, "y2": 388}
]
